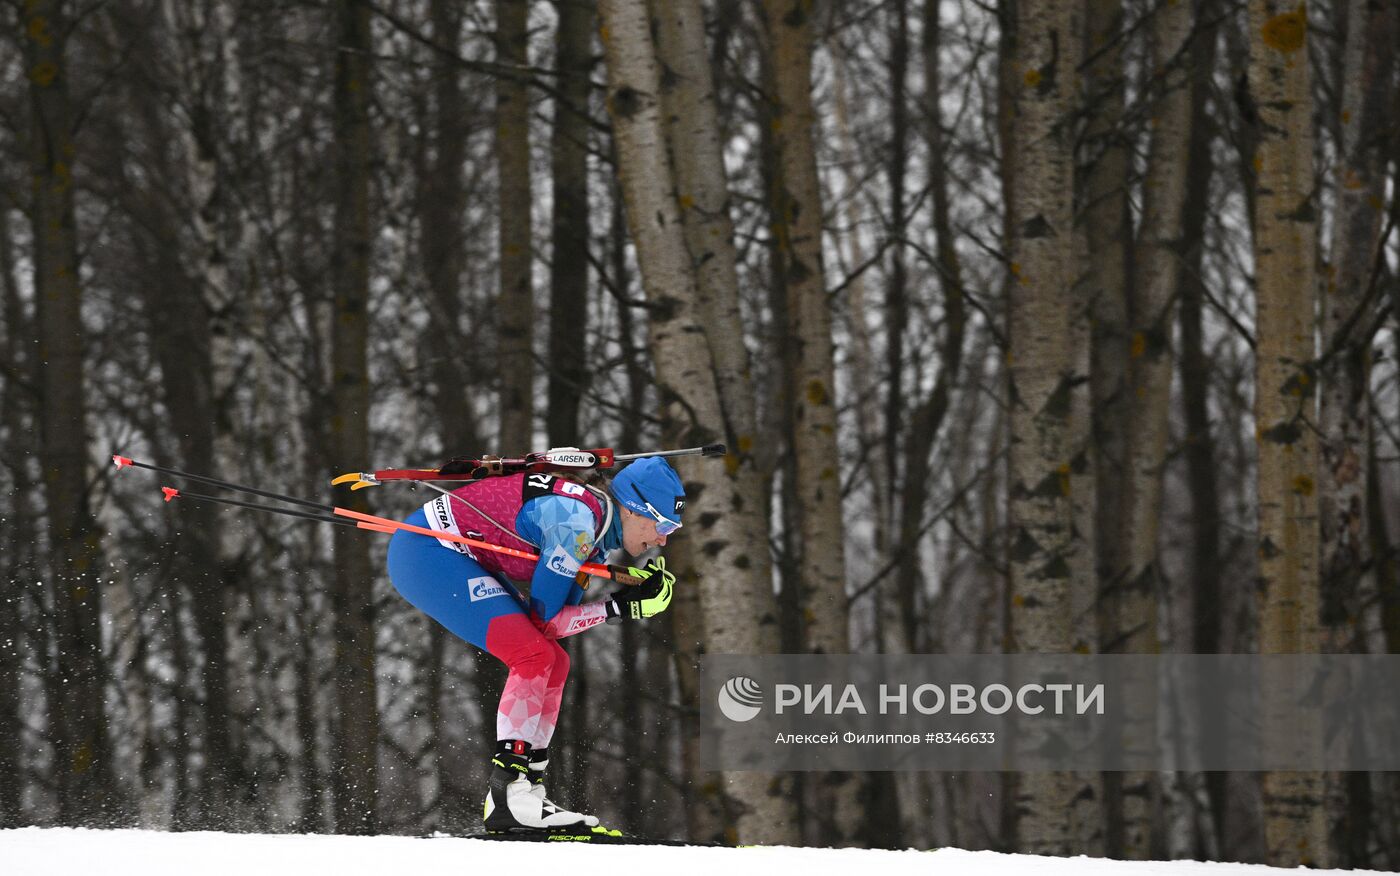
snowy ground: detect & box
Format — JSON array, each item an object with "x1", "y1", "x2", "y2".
[{"x1": 2, "y1": 828, "x2": 1395, "y2": 876}]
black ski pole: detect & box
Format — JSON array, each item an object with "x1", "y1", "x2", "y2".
[
  {"x1": 114, "y1": 454, "x2": 331, "y2": 513},
  {"x1": 157, "y1": 486, "x2": 371, "y2": 529}
]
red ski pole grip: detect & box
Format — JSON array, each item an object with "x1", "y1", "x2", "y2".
[{"x1": 161, "y1": 487, "x2": 180, "y2": 503}]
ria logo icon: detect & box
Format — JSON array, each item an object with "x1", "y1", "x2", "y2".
[{"x1": 718, "y1": 676, "x2": 763, "y2": 722}]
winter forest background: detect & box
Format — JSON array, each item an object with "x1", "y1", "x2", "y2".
[{"x1": 1, "y1": 0, "x2": 1398, "y2": 867}]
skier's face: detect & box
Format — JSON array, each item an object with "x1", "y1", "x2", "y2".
[{"x1": 621, "y1": 507, "x2": 669, "y2": 556}]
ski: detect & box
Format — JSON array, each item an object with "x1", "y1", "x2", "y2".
[{"x1": 448, "y1": 829, "x2": 728, "y2": 847}]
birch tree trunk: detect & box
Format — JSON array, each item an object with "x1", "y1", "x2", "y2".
[
  {"x1": 1177, "y1": 0, "x2": 1225, "y2": 849},
  {"x1": 598, "y1": 0, "x2": 797, "y2": 845},
  {"x1": 1246, "y1": 0, "x2": 1326, "y2": 865},
  {"x1": 1081, "y1": 0, "x2": 1130, "y2": 640},
  {"x1": 648, "y1": 0, "x2": 792, "y2": 841},
  {"x1": 497, "y1": 0, "x2": 534, "y2": 449},
  {"x1": 761, "y1": 0, "x2": 864, "y2": 846},
  {"x1": 1319, "y1": 0, "x2": 1393, "y2": 649},
  {"x1": 24, "y1": 0, "x2": 119, "y2": 825},
  {"x1": 547, "y1": 0, "x2": 593, "y2": 447},
  {"x1": 1321, "y1": 2, "x2": 1392, "y2": 860},
  {"x1": 1122, "y1": 0, "x2": 1193, "y2": 654},
  {"x1": 330, "y1": 0, "x2": 379, "y2": 834},
  {"x1": 828, "y1": 40, "x2": 891, "y2": 647},
  {"x1": 1005, "y1": 0, "x2": 1080, "y2": 854},
  {"x1": 651, "y1": 0, "x2": 762, "y2": 461},
  {"x1": 648, "y1": 14, "x2": 787, "y2": 826},
  {"x1": 649, "y1": 0, "x2": 770, "y2": 576},
  {"x1": 1110, "y1": 0, "x2": 1196, "y2": 855},
  {"x1": 754, "y1": 46, "x2": 804, "y2": 658},
  {"x1": 1079, "y1": 0, "x2": 1131, "y2": 854},
  {"x1": 760, "y1": 0, "x2": 844, "y2": 665}
]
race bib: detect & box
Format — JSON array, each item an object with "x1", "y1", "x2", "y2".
[{"x1": 423, "y1": 495, "x2": 477, "y2": 557}]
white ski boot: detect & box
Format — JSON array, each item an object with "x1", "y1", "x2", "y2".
[
  {"x1": 483, "y1": 741, "x2": 598, "y2": 833},
  {"x1": 525, "y1": 749, "x2": 602, "y2": 828}
]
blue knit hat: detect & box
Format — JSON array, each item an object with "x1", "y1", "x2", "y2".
[{"x1": 611, "y1": 457, "x2": 686, "y2": 533}]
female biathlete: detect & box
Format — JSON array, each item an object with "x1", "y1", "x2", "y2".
[{"x1": 385, "y1": 456, "x2": 684, "y2": 834}]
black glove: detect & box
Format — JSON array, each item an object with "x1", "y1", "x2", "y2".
[{"x1": 605, "y1": 557, "x2": 675, "y2": 622}]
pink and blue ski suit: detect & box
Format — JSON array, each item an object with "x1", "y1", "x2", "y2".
[{"x1": 386, "y1": 472, "x2": 620, "y2": 748}]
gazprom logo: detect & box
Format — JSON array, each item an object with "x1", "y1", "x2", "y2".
[
  {"x1": 469, "y1": 577, "x2": 507, "y2": 602},
  {"x1": 545, "y1": 545, "x2": 582, "y2": 577},
  {"x1": 718, "y1": 676, "x2": 763, "y2": 722}
]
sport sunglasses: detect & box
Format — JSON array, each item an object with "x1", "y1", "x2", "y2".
[{"x1": 630, "y1": 485, "x2": 683, "y2": 536}]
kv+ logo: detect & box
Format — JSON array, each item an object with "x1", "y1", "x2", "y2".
[{"x1": 718, "y1": 676, "x2": 763, "y2": 722}]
